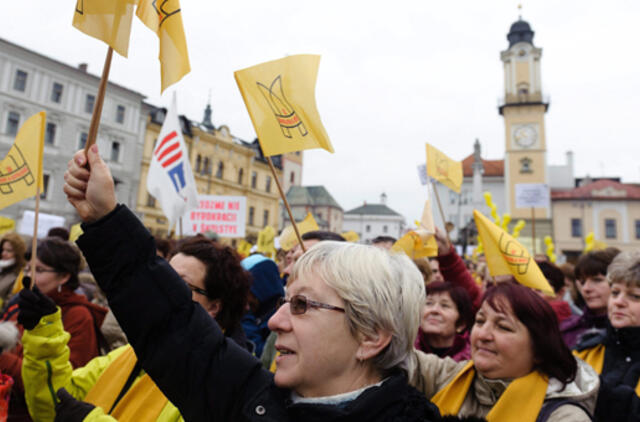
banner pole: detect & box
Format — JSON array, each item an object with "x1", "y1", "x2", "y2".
[
  {"x1": 84, "y1": 46, "x2": 113, "y2": 154},
  {"x1": 266, "y1": 156, "x2": 306, "y2": 253},
  {"x1": 29, "y1": 185, "x2": 41, "y2": 289},
  {"x1": 531, "y1": 207, "x2": 537, "y2": 255},
  {"x1": 430, "y1": 179, "x2": 451, "y2": 244}
]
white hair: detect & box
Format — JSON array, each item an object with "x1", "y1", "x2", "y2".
[
  {"x1": 291, "y1": 241, "x2": 425, "y2": 375},
  {"x1": 608, "y1": 250, "x2": 640, "y2": 287}
]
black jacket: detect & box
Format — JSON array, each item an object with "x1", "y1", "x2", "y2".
[
  {"x1": 77, "y1": 206, "x2": 443, "y2": 422},
  {"x1": 575, "y1": 323, "x2": 640, "y2": 422}
]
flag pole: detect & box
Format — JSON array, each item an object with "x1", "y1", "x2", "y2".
[
  {"x1": 531, "y1": 207, "x2": 536, "y2": 255},
  {"x1": 430, "y1": 179, "x2": 451, "y2": 244},
  {"x1": 84, "y1": 46, "x2": 113, "y2": 154},
  {"x1": 28, "y1": 184, "x2": 41, "y2": 290},
  {"x1": 266, "y1": 156, "x2": 306, "y2": 253}
]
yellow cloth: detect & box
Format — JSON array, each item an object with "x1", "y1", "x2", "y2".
[
  {"x1": 426, "y1": 143, "x2": 463, "y2": 193},
  {"x1": 432, "y1": 361, "x2": 549, "y2": 421},
  {"x1": 235, "y1": 55, "x2": 334, "y2": 157},
  {"x1": 391, "y1": 231, "x2": 437, "y2": 258},
  {"x1": 473, "y1": 210, "x2": 553, "y2": 294},
  {"x1": 84, "y1": 346, "x2": 168, "y2": 421},
  {"x1": 69, "y1": 223, "x2": 84, "y2": 243},
  {"x1": 136, "y1": 0, "x2": 191, "y2": 92},
  {"x1": 0, "y1": 217, "x2": 15, "y2": 235},
  {"x1": 257, "y1": 226, "x2": 277, "y2": 258},
  {"x1": 10, "y1": 270, "x2": 24, "y2": 295},
  {"x1": 237, "y1": 240, "x2": 253, "y2": 257},
  {"x1": 278, "y1": 212, "x2": 319, "y2": 251},
  {"x1": 72, "y1": 0, "x2": 136, "y2": 57},
  {"x1": 0, "y1": 112, "x2": 45, "y2": 210},
  {"x1": 575, "y1": 345, "x2": 640, "y2": 397},
  {"x1": 341, "y1": 231, "x2": 359, "y2": 243}
]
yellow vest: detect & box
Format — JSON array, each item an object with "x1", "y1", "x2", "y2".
[{"x1": 574, "y1": 345, "x2": 640, "y2": 397}]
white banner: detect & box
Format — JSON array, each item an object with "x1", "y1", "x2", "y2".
[
  {"x1": 18, "y1": 210, "x2": 65, "y2": 239},
  {"x1": 183, "y1": 195, "x2": 246, "y2": 238},
  {"x1": 515, "y1": 183, "x2": 550, "y2": 209}
]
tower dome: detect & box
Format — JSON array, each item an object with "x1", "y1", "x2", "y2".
[{"x1": 507, "y1": 19, "x2": 535, "y2": 47}]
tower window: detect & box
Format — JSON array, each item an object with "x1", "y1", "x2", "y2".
[{"x1": 520, "y1": 157, "x2": 533, "y2": 174}]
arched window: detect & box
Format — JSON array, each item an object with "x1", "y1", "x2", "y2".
[
  {"x1": 238, "y1": 168, "x2": 244, "y2": 184},
  {"x1": 216, "y1": 162, "x2": 224, "y2": 179},
  {"x1": 520, "y1": 157, "x2": 533, "y2": 174},
  {"x1": 195, "y1": 155, "x2": 202, "y2": 173},
  {"x1": 203, "y1": 157, "x2": 209, "y2": 175}
]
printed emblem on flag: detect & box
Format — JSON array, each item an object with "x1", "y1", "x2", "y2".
[
  {"x1": 257, "y1": 75, "x2": 308, "y2": 139},
  {"x1": 75, "y1": 0, "x2": 84, "y2": 14},
  {"x1": 152, "y1": 0, "x2": 181, "y2": 27},
  {"x1": 0, "y1": 146, "x2": 35, "y2": 195},
  {"x1": 153, "y1": 130, "x2": 187, "y2": 201},
  {"x1": 499, "y1": 233, "x2": 530, "y2": 275}
]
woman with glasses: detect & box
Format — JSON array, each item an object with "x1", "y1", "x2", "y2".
[
  {"x1": 61, "y1": 147, "x2": 445, "y2": 421},
  {"x1": 0, "y1": 236, "x2": 107, "y2": 421},
  {"x1": 20, "y1": 235, "x2": 252, "y2": 421}
]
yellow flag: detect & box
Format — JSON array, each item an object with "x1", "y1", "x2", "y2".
[
  {"x1": 72, "y1": 0, "x2": 136, "y2": 57},
  {"x1": 426, "y1": 143, "x2": 463, "y2": 193},
  {"x1": 392, "y1": 231, "x2": 437, "y2": 259},
  {"x1": 473, "y1": 210, "x2": 553, "y2": 294},
  {"x1": 136, "y1": 0, "x2": 191, "y2": 92},
  {"x1": 237, "y1": 240, "x2": 253, "y2": 257},
  {"x1": 341, "y1": 231, "x2": 360, "y2": 243},
  {"x1": 69, "y1": 223, "x2": 84, "y2": 243},
  {"x1": 234, "y1": 55, "x2": 334, "y2": 157},
  {"x1": 257, "y1": 226, "x2": 277, "y2": 258},
  {"x1": 0, "y1": 112, "x2": 45, "y2": 210},
  {"x1": 0, "y1": 217, "x2": 15, "y2": 235},
  {"x1": 278, "y1": 212, "x2": 319, "y2": 251}
]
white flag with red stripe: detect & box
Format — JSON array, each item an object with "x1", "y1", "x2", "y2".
[{"x1": 147, "y1": 93, "x2": 198, "y2": 229}]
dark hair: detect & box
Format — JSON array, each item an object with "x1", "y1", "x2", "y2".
[
  {"x1": 426, "y1": 281, "x2": 474, "y2": 332},
  {"x1": 33, "y1": 237, "x2": 82, "y2": 290},
  {"x1": 575, "y1": 248, "x2": 620, "y2": 281},
  {"x1": 372, "y1": 235, "x2": 397, "y2": 244},
  {"x1": 154, "y1": 237, "x2": 174, "y2": 259},
  {"x1": 537, "y1": 261, "x2": 565, "y2": 294},
  {"x1": 301, "y1": 230, "x2": 345, "y2": 242},
  {"x1": 47, "y1": 227, "x2": 70, "y2": 241},
  {"x1": 174, "y1": 237, "x2": 250, "y2": 332},
  {"x1": 482, "y1": 282, "x2": 577, "y2": 386}
]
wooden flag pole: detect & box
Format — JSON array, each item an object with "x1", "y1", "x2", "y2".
[
  {"x1": 266, "y1": 156, "x2": 306, "y2": 253},
  {"x1": 531, "y1": 207, "x2": 537, "y2": 255},
  {"x1": 84, "y1": 46, "x2": 113, "y2": 154},
  {"x1": 28, "y1": 185, "x2": 41, "y2": 289},
  {"x1": 430, "y1": 179, "x2": 451, "y2": 244}
]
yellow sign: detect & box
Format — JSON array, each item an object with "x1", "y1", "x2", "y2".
[
  {"x1": 473, "y1": 210, "x2": 553, "y2": 294},
  {"x1": 235, "y1": 55, "x2": 334, "y2": 157},
  {"x1": 0, "y1": 112, "x2": 45, "y2": 210},
  {"x1": 426, "y1": 143, "x2": 463, "y2": 193},
  {"x1": 278, "y1": 212, "x2": 319, "y2": 251}
]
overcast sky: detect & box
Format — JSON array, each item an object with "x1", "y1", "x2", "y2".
[{"x1": 2, "y1": 1, "x2": 639, "y2": 227}]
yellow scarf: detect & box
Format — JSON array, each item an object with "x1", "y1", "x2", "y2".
[
  {"x1": 574, "y1": 345, "x2": 640, "y2": 397},
  {"x1": 431, "y1": 361, "x2": 549, "y2": 422},
  {"x1": 84, "y1": 346, "x2": 168, "y2": 421}
]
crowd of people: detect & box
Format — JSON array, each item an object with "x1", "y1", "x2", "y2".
[{"x1": 0, "y1": 145, "x2": 635, "y2": 421}]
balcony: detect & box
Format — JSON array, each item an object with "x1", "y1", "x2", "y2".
[{"x1": 497, "y1": 92, "x2": 550, "y2": 115}]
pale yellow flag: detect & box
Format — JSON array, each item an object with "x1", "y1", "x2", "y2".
[
  {"x1": 426, "y1": 143, "x2": 463, "y2": 193},
  {"x1": 237, "y1": 240, "x2": 253, "y2": 258},
  {"x1": 0, "y1": 217, "x2": 15, "y2": 235},
  {"x1": 473, "y1": 210, "x2": 553, "y2": 294},
  {"x1": 0, "y1": 112, "x2": 45, "y2": 210},
  {"x1": 69, "y1": 223, "x2": 84, "y2": 243},
  {"x1": 414, "y1": 198, "x2": 438, "y2": 254},
  {"x1": 392, "y1": 231, "x2": 437, "y2": 259},
  {"x1": 279, "y1": 212, "x2": 320, "y2": 251},
  {"x1": 341, "y1": 231, "x2": 360, "y2": 243},
  {"x1": 72, "y1": 0, "x2": 137, "y2": 57},
  {"x1": 257, "y1": 226, "x2": 277, "y2": 258},
  {"x1": 234, "y1": 55, "x2": 334, "y2": 157},
  {"x1": 136, "y1": 0, "x2": 191, "y2": 92}
]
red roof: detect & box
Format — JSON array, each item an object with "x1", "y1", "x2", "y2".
[
  {"x1": 552, "y1": 179, "x2": 640, "y2": 200},
  {"x1": 462, "y1": 154, "x2": 504, "y2": 177}
]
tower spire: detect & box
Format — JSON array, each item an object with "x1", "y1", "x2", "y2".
[{"x1": 202, "y1": 89, "x2": 214, "y2": 130}]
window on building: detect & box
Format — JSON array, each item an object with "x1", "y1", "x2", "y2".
[
  {"x1": 237, "y1": 168, "x2": 244, "y2": 184},
  {"x1": 265, "y1": 176, "x2": 271, "y2": 193},
  {"x1": 571, "y1": 218, "x2": 582, "y2": 238},
  {"x1": 110, "y1": 141, "x2": 121, "y2": 162},
  {"x1": 51, "y1": 83, "x2": 63, "y2": 103},
  {"x1": 520, "y1": 157, "x2": 533, "y2": 174},
  {"x1": 85, "y1": 94, "x2": 95, "y2": 113},
  {"x1": 366, "y1": 225, "x2": 371, "y2": 233},
  {"x1": 195, "y1": 155, "x2": 202, "y2": 173},
  {"x1": 251, "y1": 171, "x2": 257, "y2": 189},
  {"x1": 263, "y1": 210, "x2": 269, "y2": 227},
  {"x1": 383, "y1": 225, "x2": 388, "y2": 233},
  {"x1": 40, "y1": 174, "x2": 50, "y2": 199},
  {"x1": 79, "y1": 132, "x2": 88, "y2": 149},
  {"x1": 116, "y1": 105, "x2": 125, "y2": 124},
  {"x1": 290, "y1": 172, "x2": 295, "y2": 184},
  {"x1": 13, "y1": 70, "x2": 27, "y2": 92},
  {"x1": 249, "y1": 206, "x2": 255, "y2": 226},
  {"x1": 216, "y1": 162, "x2": 224, "y2": 179},
  {"x1": 6, "y1": 112, "x2": 20, "y2": 136},
  {"x1": 45, "y1": 122, "x2": 56, "y2": 145},
  {"x1": 449, "y1": 191, "x2": 456, "y2": 205},
  {"x1": 202, "y1": 157, "x2": 209, "y2": 175},
  {"x1": 146, "y1": 194, "x2": 156, "y2": 207},
  {"x1": 605, "y1": 219, "x2": 617, "y2": 239},
  {"x1": 636, "y1": 220, "x2": 640, "y2": 239}
]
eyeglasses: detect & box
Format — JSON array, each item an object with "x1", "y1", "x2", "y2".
[
  {"x1": 25, "y1": 266, "x2": 59, "y2": 274},
  {"x1": 186, "y1": 282, "x2": 208, "y2": 297},
  {"x1": 276, "y1": 294, "x2": 346, "y2": 315}
]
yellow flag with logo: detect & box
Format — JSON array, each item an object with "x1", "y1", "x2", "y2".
[
  {"x1": 136, "y1": 0, "x2": 191, "y2": 92},
  {"x1": 257, "y1": 226, "x2": 277, "y2": 258},
  {"x1": 278, "y1": 212, "x2": 320, "y2": 251},
  {"x1": 426, "y1": 143, "x2": 463, "y2": 193},
  {"x1": 473, "y1": 210, "x2": 553, "y2": 294},
  {"x1": 237, "y1": 240, "x2": 253, "y2": 258},
  {"x1": 392, "y1": 231, "x2": 437, "y2": 259},
  {"x1": 0, "y1": 217, "x2": 15, "y2": 235},
  {"x1": 0, "y1": 112, "x2": 45, "y2": 210},
  {"x1": 234, "y1": 55, "x2": 334, "y2": 157},
  {"x1": 72, "y1": 0, "x2": 137, "y2": 57}
]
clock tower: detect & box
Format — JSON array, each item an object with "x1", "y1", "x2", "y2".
[{"x1": 500, "y1": 18, "x2": 551, "y2": 246}]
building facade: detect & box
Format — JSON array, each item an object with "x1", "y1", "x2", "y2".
[
  {"x1": 343, "y1": 193, "x2": 405, "y2": 243},
  {"x1": 0, "y1": 37, "x2": 146, "y2": 227},
  {"x1": 284, "y1": 185, "x2": 343, "y2": 233},
  {"x1": 137, "y1": 104, "x2": 283, "y2": 243}
]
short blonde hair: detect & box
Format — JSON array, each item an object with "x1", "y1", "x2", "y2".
[
  {"x1": 608, "y1": 250, "x2": 640, "y2": 288},
  {"x1": 291, "y1": 241, "x2": 425, "y2": 375}
]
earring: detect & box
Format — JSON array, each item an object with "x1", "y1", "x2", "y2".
[{"x1": 57, "y1": 284, "x2": 62, "y2": 293}]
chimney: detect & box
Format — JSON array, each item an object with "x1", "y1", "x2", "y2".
[{"x1": 78, "y1": 63, "x2": 88, "y2": 73}]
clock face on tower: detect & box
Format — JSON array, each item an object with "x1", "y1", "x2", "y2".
[{"x1": 512, "y1": 124, "x2": 538, "y2": 149}]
